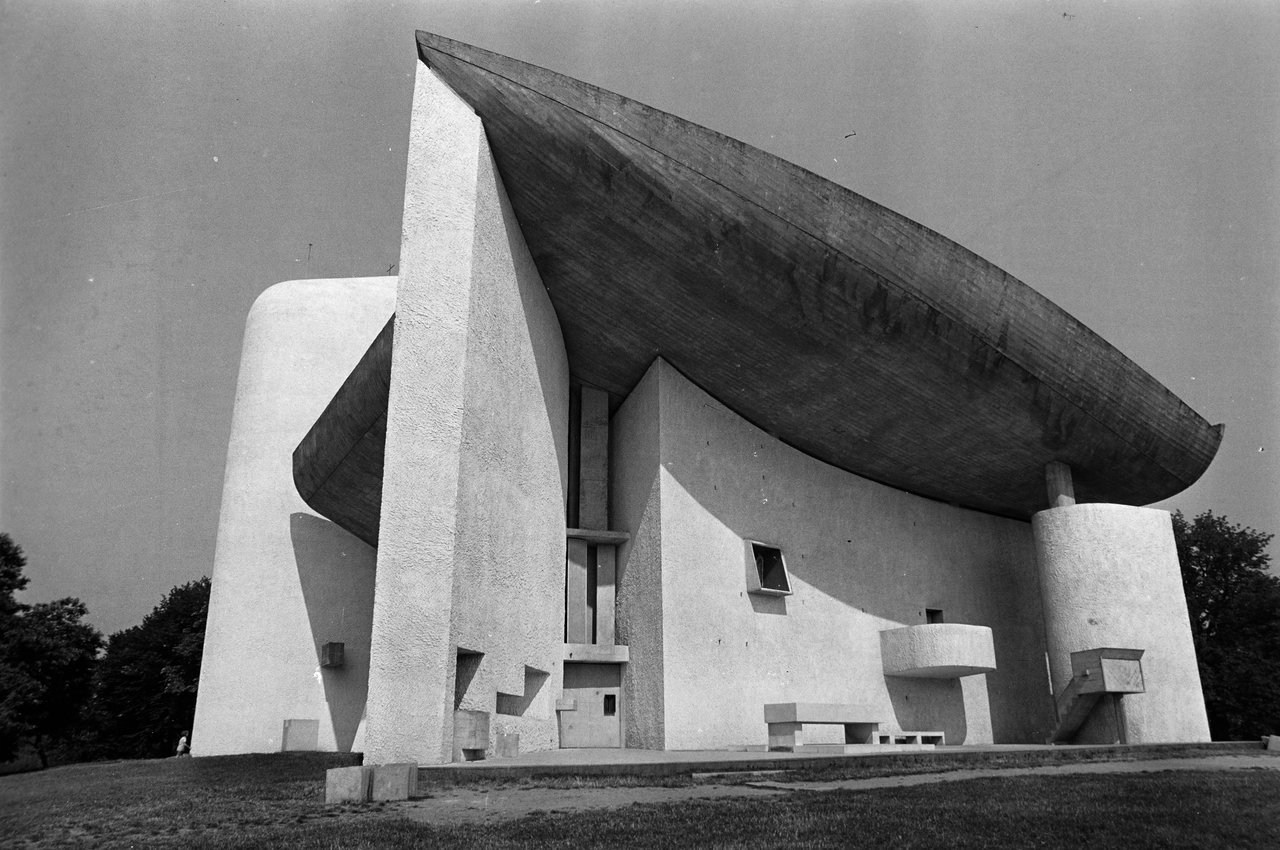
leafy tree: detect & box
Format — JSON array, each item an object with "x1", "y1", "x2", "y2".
[
  {"x1": 10, "y1": 600, "x2": 102, "y2": 766},
  {"x1": 88, "y1": 577, "x2": 210, "y2": 759},
  {"x1": 1172, "y1": 510, "x2": 1280, "y2": 740},
  {"x1": 0, "y1": 534, "x2": 28, "y2": 617},
  {"x1": 0, "y1": 534, "x2": 32, "y2": 759},
  {"x1": 0, "y1": 534, "x2": 103, "y2": 767}
]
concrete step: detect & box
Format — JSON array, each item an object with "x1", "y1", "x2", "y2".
[{"x1": 1050, "y1": 677, "x2": 1101, "y2": 743}]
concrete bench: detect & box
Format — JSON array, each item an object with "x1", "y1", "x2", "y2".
[
  {"x1": 878, "y1": 731, "x2": 944, "y2": 746},
  {"x1": 764, "y1": 702, "x2": 880, "y2": 751}
]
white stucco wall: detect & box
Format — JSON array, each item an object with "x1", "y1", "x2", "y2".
[
  {"x1": 611, "y1": 367, "x2": 666, "y2": 749},
  {"x1": 363, "y1": 62, "x2": 568, "y2": 765},
  {"x1": 1033, "y1": 504, "x2": 1210, "y2": 743},
  {"x1": 612, "y1": 359, "x2": 1053, "y2": 749},
  {"x1": 192, "y1": 276, "x2": 397, "y2": 756},
  {"x1": 880, "y1": 624, "x2": 997, "y2": 677}
]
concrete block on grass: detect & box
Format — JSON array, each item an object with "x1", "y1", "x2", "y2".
[
  {"x1": 1264, "y1": 735, "x2": 1280, "y2": 751},
  {"x1": 325, "y1": 765, "x2": 372, "y2": 804},
  {"x1": 371, "y1": 763, "x2": 419, "y2": 801}
]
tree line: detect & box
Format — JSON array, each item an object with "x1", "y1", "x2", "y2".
[
  {"x1": 0, "y1": 534, "x2": 208, "y2": 768},
  {"x1": 1172, "y1": 510, "x2": 1280, "y2": 741},
  {"x1": 1, "y1": 508, "x2": 1277, "y2": 769}
]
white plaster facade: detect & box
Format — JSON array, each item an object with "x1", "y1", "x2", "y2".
[
  {"x1": 1034, "y1": 504, "x2": 1211, "y2": 743},
  {"x1": 612, "y1": 359, "x2": 1043, "y2": 749},
  {"x1": 880, "y1": 624, "x2": 998, "y2": 678},
  {"x1": 193, "y1": 61, "x2": 1213, "y2": 762},
  {"x1": 192, "y1": 277, "x2": 395, "y2": 756},
  {"x1": 363, "y1": 63, "x2": 568, "y2": 765}
]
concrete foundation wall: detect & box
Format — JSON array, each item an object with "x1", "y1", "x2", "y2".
[
  {"x1": 1033, "y1": 504, "x2": 1210, "y2": 743},
  {"x1": 612, "y1": 360, "x2": 1053, "y2": 749},
  {"x1": 363, "y1": 63, "x2": 568, "y2": 765},
  {"x1": 193, "y1": 277, "x2": 397, "y2": 756}
]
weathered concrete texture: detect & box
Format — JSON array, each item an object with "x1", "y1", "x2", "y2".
[
  {"x1": 959, "y1": 675, "x2": 995, "y2": 744},
  {"x1": 611, "y1": 365, "x2": 665, "y2": 749},
  {"x1": 325, "y1": 765, "x2": 373, "y2": 804},
  {"x1": 415, "y1": 32, "x2": 1222, "y2": 520},
  {"x1": 293, "y1": 318, "x2": 394, "y2": 547},
  {"x1": 1033, "y1": 504, "x2": 1210, "y2": 744},
  {"x1": 371, "y1": 763, "x2": 419, "y2": 801},
  {"x1": 192, "y1": 277, "x2": 396, "y2": 756},
  {"x1": 577, "y1": 386, "x2": 610, "y2": 530},
  {"x1": 612, "y1": 359, "x2": 1050, "y2": 750},
  {"x1": 362, "y1": 63, "x2": 569, "y2": 765},
  {"x1": 282, "y1": 718, "x2": 320, "y2": 751},
  {"x1": 880, "y1": 624, "x2": 997, "y2": 678}
]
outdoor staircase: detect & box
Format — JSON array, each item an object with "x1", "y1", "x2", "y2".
[
  {"x1": 1050, "y1": 676, "x2": 1103, "y2": 743},
  {"x1": 1049, "y1": 647, "x2": 1146, "y2": 744}
]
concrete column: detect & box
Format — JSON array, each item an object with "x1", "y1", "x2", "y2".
[
  {"x1": 565, "y1": 539, "x2": 590, "y2": 644},
  {"x1": 596, "y1": 545, "x2": 617, "y2": 645},
  {"x1": 578, "y1": 386, "x2": 610, "y2": 530},
  {"x1": 1033, "y1": 504, "x2": 1209, "y2": 743},
  {"x1": 1044, "y1": 461, "x2": 1076, "y2": 508}
]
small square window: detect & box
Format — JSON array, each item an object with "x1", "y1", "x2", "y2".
[
  {"x1": 746, "y1": 541, "x2": 792, "y2": 595},
  {"x1": 926, "y1": 608, "x2": 944, "y2": 624}
]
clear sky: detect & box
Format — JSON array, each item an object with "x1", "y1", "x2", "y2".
[{"x1": 2, "y1": 0, "x2": 1276, "y2": 635}]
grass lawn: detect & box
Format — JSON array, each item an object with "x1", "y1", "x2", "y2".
[{"x1": 1, "y1": 750, "x2": 1277, "y2": 849}]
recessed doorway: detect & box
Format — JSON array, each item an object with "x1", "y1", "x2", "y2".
[{"x1": 558, "y1": 663, "x2": 622, "y2": 747}]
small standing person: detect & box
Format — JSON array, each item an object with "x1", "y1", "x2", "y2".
[{"x1": 175, "y1": 730, "x2": 191, "y2": 757}]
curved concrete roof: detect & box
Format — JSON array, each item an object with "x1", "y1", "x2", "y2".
[{"x1": 294, "y1": 32, "x2": 1221, "y2": 538}]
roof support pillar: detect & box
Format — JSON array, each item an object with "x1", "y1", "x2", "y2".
[
  {"x1": 578, "y1": 386, "x2": 610, "y2": 530},
  {"x1": 1045, "y1": 461, "x2": 1076, "y2": 508}
]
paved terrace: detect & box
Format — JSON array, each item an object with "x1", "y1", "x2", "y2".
[{"x1": 417, "y1": 741, "x2": 1265, "y2": 784}]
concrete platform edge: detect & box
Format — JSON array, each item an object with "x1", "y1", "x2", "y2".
[{"x1": 414, "y1": 741, "x2": 1264, "y2": 787}]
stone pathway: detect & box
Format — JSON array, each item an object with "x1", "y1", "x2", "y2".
[{"x1": 397, "y1": 755, "x2": 1280, "y2": 825}]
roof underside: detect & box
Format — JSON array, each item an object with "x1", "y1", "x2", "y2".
[{"x1": 294, "y1": 32, "x2": 1222, "y2": 544}]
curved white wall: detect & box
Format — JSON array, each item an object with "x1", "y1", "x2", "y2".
[
  {"x1": 880, "y1": 624, "x2": 997, "y2": 678},
  {"x1": 192, "y1": 277, "x2": 397, "y2": 756},
  {"x1": 613, "y1": 359, "x2": 1052, "y2": 749},
  {"x1": 1033, "y1": 503, "x2": 1210, "y2": 743}
]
